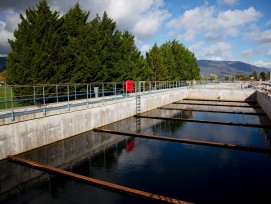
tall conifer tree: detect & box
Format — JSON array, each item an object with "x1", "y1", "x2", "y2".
[
  {"x1": 6, "y1": 0, "x2": 66, "y2": 85},
  {"x1": 146, "y1": 43, "x2": 169, "y2": 81},
  {"x1": 62, "y1": 3, "x2": 90, "y2": 83}
]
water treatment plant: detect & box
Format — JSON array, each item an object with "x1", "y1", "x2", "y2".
[{"x1": 1, "y1": 81, "x2": 271, "y2": 203}]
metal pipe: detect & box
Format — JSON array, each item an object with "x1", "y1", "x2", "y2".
[
  {"x1": 134, "y1": 115, "x2": 271, "y2": 129},
  {"x1": 7, "y1": 155, "x2": 190, "y2": 204},
  {"x1": 173, "y1": 102, "x2": 261, "y2": 108},
  {"x1": 94, "y1": 128, "x2": 271, "y2": 154},
  {"x1": 183, "y1": 98, "x2": 257, "y2": 103},
  {"x1": 158, "y1": 107, "x2": 266, "y2": 116}
]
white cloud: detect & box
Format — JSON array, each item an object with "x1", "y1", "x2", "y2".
[
  {"x1": 0, "y1": 21, "x2": 14, "y2": 55},
  {"x1": 0, "y1": 0, "x2": 171, "y2": 54},
  {"x1": 140, "y1": 44, "x2": 152, "y2": 54},
  {"x1": 241, "y1": 49, "x2": 253, "y2": 58},
  {"x1": 247, "y1": 29, "x2": 271, "y2": 43},
  {"x1": 195, "y1": 42, "x2": 232, "y2": 60},
  {"x1": 4, "y1": 9, "x2": 21, "y2": 32},
  {"x1": 188, "y1": 41, "x2": 205, "y2": 53},
  {"x1": 189, "y1": 41, "x2": 232, "y2": 60},
  {"x1": 205, "y1": 33, "x2": 224, "y2": 41},
  {"x1": 167, "y1": 6, "x2": 262, "y2": 41},
  {"x1": 218, "y1": 0, "x2": 239, "y2": 6},
  {"x1": 52, "y1": 0, "x2": 170, "y2": 41},
  {"x1": 266, "y1": 19, "x2": 271, "y2": 26},
  {"x1": 132, "y1": 9, "x2": 170, "y2": 40},
  {"x1": 251, "y1": 60, "x2": 271, "y2": 68},
  {"x1": 267, "y1": 50, "x2": 271, "y2": 57}
]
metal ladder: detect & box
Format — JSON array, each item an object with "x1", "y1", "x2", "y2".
[
  {"x1": 136, "y1": 94, "x2": 141, "y2": 114},
  {"x1": 136, "y1": 94, "x2": 141, "y2": 132}
]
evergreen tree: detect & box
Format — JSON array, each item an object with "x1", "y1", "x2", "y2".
[
  {"x1": 62, "y1": 3, "x2": 90, "y2": 83},
  {"x1": 147, "y1": 40, "x2": 200, "y2": 81},
  {"x1": 160, "y1": 42, "x2": 176, "y2": 80},
  {"x1": 259, "y1": 72, "x2": 266, "y2": 81},
  {"x1": 252, "y1": 71, "x2": 258, "y2": 80},
  {"x1": 112, "y1": 31, "x2": 148, "y2": 81},
  {"x1": 81, "y1": 12, "x2": 147, "y2": 82},
  {"x1": 146, "y1": 43, "x2": 168, "y2": 81},
  {"x1": 266, "y1": 71, "x2": 270, "y2": 81},
  {"x1": 6, "y1": 0, "x2": 66, "y2": 85},
  {"x1": 170, "y1": 40, "x2": 200, "y2": 80}
]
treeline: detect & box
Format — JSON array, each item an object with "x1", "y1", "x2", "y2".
[
  {"x1": 226, "y1": 71, "x2": 270, "y2": 81},
  {"x1": 6, "y1": 0, "x2": 200, "y2": 85}
]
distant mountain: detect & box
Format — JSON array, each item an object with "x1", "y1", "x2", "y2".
[
  {"x1": 198, "y1": 60, "x2": 270, "y2": 76},
  {"x1": 1, "y1": 57, "x2": 269, "y2": 78},
  {"x1": 0, "y1": 57, "x2": 6, "y2": 72}
]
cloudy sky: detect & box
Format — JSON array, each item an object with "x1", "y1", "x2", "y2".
[{"x1": 0, "y1": 0, "x2": 271, "y2": 68}]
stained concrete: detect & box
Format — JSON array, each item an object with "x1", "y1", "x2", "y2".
[
  {"x1": 0, "y1": 88, "x2": 188, "y2": 160},
  {"x1": 0, "y1": 85, "x2": 267, "y2": 161},
  {"x1": 257, "y1": 90, "x2": 271, "y2": 120}
]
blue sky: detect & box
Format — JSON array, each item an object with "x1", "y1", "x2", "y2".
[{"x1": 0, "y1": 0, "x2": 271, "y2": 68}]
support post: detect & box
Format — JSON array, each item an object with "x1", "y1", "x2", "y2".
[{"x1": 43, "y1": 86, "x2": 46, "y2": 115}]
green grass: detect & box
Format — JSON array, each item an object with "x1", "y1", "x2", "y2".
[{"x1": 0, "y1": 86, "x2": 19, "y2": 109}]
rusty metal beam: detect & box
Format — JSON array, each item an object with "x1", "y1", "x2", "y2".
[
  {"x1": 173, "y1": 102, "x2": 261, "y2": 108},
  {"x1": 94, "y1": 128, "x2": 271, "y2": 154},
  {"x1": 134, "y1": 115, "x2": 271, "y2": 129},
  {"x1": 7, "y1": 155, "x2": 190, "y2": 204},
  {"x1": 158, "y1": 107, "x2": 266, "y2": 116},
  {"x1": 183, "y1": 98, "x2": 257, "y2": 103}
]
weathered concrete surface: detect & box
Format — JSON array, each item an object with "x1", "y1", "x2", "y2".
[
  {"x1": 188, "y1": 87, "x2": 256, "y2": 101},
  {"x1": 257, "y1": 90, "x2": 271, "y2": 120},
  {"x1": 0, "y1": 106, "x2": 188, "y2": 199},
  {"x1": 0, "y1": 131, "x2": 125, "y2": 200},
  {"x1": 0, "y1": 88, "x2": 188, "y2": 160},
  {"x1": 0, "y1": 85, "x2": 267, "y2": 161}
]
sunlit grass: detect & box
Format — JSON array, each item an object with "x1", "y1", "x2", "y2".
[{"x1": 0, "y1": 86, "x2": 18, "y2": 109}]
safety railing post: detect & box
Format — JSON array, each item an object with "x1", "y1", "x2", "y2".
[
  {"x1": 56, "y1": 85, "x2": 58, "y2": 103},
  {"x1": 10, "y1": 87, "x2": 14, "y2": 121},
  {"x1": 90, "y1": 83, "x2": 92, "y2": 99},
  {"x1": 123, "y1": 82, "x2": 125, "y2": 95},
  {"x1": 86, "y1": 84, "x2": 89, "y2": 107},
  {"x1": 43, "y1": 86, "x2": 46, "y2": 115},
  {"x1": 67, "y1": 85, "x2": 70, "y2": 111},
  {"x1": 4, "y1": 84, "x2": 7, "y2": 109},
  {"x1": 102, "y1": 83, "x2": 104, "y2": 104},
  {"x1": 125, "y1": 81, "x2": 128, "y2": 98},
  {"x1": 75, "y1": 84, "x2": 77, "y2": 101},
  {"x1": 114, "y1": 83, "x2": 116, "y2": 102},
  {"x1": 33, "y1": 86, "x2": 36, "y2": 106}
]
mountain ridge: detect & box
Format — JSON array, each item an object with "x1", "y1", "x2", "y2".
[
  {"x1": 197, "y1": 59, "x2": 270, "y2": 76},
  {"x1": 1, "y1": 57, "x2": 270, "y2": 78},
  {"x1": 0, "y1": 57, "x2": 6, "y2": 72}
]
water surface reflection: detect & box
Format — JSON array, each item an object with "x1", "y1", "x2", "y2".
[{"x1": 1, "y1": 108, "x2": 271, "y2": 204}]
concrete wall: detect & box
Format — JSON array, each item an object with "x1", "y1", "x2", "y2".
[
  {"x1": 256, "y1": 90, "x2": 271, "y2": 120},
  {"x1": 0, "y1": 86, "x2": 266, "y2": 161},
  {"x1": 188, "y1": 87, "x2": 256, "y2": 101},
  {"x1": 0, "y1": 88, "x2": 189, "y2": 160},
  {"x1": 0, "y1": 131, "x2": 124, "y2": 199}
]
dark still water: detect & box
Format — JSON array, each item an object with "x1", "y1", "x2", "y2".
[{"x1": 1, "y1": 107, "x2": 271, "y2": 204}]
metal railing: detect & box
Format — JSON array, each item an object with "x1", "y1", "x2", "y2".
[{"x1": 0, "y1": 81, "x2": 189, "y2": 120}]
